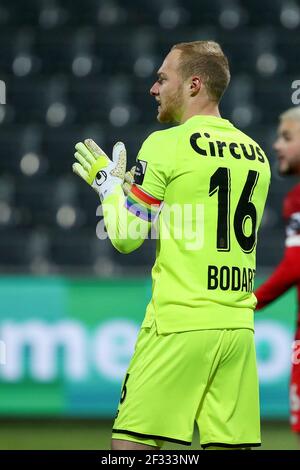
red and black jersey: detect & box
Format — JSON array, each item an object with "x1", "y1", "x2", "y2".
[{"x1": 255, "y1": 183, "x2": 300, "y2": 330}]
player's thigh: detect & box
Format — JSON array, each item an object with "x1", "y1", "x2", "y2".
[
  {"x1": 113, "y1": 325, "x2": 224, "y2": 445},
  {"x1": 197, "y1": 329, "x2": 261, "y2": 449}
]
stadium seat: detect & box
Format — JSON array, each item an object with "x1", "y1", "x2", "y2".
[{"x1": 0, "y1": 0, "x2": 298, "y2": 272}]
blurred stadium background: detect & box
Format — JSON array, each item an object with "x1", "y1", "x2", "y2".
[{"x1": 0, "y1": 0, "x2": 299, "y2": 450}]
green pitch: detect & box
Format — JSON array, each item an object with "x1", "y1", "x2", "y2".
[{"x1": 0, "y1": 420, "x2": 297, "y2": 450}]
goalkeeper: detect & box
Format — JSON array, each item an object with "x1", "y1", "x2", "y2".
[{"x1": 73, "y1": 41, "x2": 271, "y2": 450}]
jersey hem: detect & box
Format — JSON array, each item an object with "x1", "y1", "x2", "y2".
[
  {"x1": 143, "y1": 303, "x2": 255, "y2": 333},
  {"x1": 141, "y1": 320, "x2": 255, "y2": 334},
  {"x1": 155, "y1": 323, "x2": 254, "y2": 334}
]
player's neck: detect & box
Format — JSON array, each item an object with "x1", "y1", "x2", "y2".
[{"x1": 180, "y1": 102, "x2": 221, "y2": 124}]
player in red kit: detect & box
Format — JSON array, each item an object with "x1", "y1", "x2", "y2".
[{"x1": 255, "y1": 106, "x2": 300, "y2": 440}]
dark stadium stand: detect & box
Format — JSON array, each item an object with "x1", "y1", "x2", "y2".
[{"x1": 1, "y1": 0, "x2": 299, "y2": 273}]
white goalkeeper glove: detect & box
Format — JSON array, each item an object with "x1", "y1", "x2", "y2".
[
  {"x1": 122, "y1": 166, "x2": 136, "y2": 196},
  {"x1": 72, "y1": 139, "x2": 127, "y2": 201}
]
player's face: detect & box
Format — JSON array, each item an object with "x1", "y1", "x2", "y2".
[
  {"x1": 150, "y1": 50, "x2": 185, "y2": 124},
  {"x1": 274, "y1": 119, "x2": 300, "y2": 175}
]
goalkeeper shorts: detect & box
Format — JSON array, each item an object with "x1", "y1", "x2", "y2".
[{"x1": 112, "y1": 322, "x2": 261, "y2": 449}]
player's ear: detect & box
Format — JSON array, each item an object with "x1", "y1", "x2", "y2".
[{"x1": 190, "y1": 76, "x2": 202, "y2": 96}]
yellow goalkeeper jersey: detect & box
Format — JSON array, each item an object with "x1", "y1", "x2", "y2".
[{"x1": 126, "y1": 115, "x2": 271, "y2": 333}]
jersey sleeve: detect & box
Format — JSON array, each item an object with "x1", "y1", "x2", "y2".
[
  {"x1": 255, "y1": 186, "x2": 300, "y2": 310},
  {"x1": 102, "y1": 185, "x2": 150, "y2": 254},
  {"x1": 101, "y1": 131, "x2": 175, "y2": 253},
  {"x1": 255, "y1": 246, "x2": 300, "y2": 310},
  {"x1": 125, "y1": 131, "x2": 175, "y2": 222}
]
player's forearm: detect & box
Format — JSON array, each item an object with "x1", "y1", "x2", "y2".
[
  {"x1": 255, "y1": 248, "x2": 300, "y2": 309},
  {"x1": 102, "y1": 185, "x2": 150, "y2": 254},
  {"x1": 255, "y1": 276, "x2": 288, "y2": 310}
]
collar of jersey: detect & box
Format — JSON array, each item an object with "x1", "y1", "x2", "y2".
[{"x1": 183, "y1": 114, "x2": 233, "y2": 128}]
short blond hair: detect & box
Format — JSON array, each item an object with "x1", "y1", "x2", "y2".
[
  {"x1": 172, "y1": 41, "x2": 230, "y2": 102},
  {"x1": 280, "y1": 106, "x2": 300, "y2": 122}
]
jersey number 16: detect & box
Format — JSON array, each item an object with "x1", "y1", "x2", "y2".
[{"x1": 209, "y1": 167, "x2": 259, "y2": 253}]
